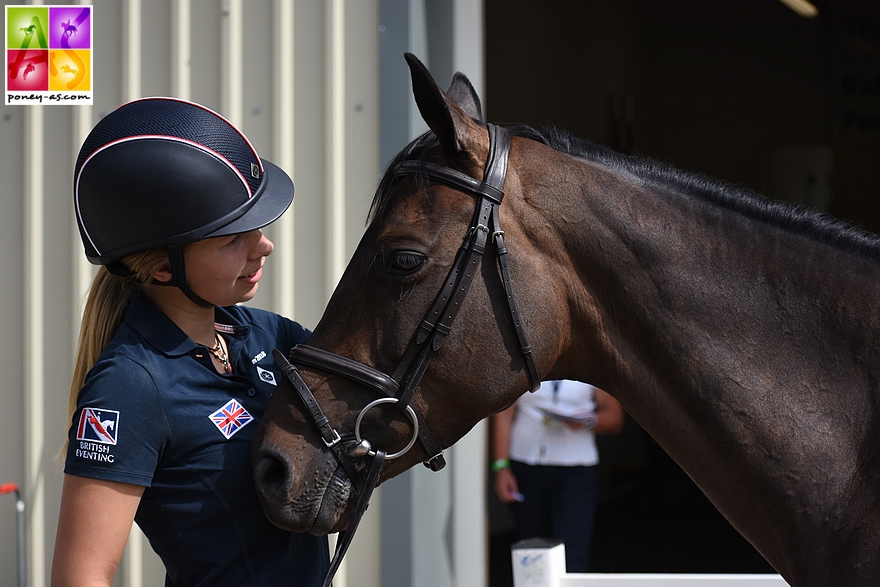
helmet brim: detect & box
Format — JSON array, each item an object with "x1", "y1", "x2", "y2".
[{"x1": 202, "y1": 158, "x2": 294, "y2": 239}]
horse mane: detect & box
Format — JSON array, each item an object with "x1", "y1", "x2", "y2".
[{"x1": 371, "y1": 123, "x2": 880, "y2": 258}]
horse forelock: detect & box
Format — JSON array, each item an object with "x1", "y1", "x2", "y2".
[{"x1": 370, "y1": 130, "x2": 438, "y2": 223}]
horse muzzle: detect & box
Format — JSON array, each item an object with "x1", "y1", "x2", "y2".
[{"x1": 253, "y1": 440, "x2": 354, "y2": 535}]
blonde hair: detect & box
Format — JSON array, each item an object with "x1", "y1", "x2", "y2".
[{"x1": 63, "y1": 248, "x2": 171, "y2": 454}]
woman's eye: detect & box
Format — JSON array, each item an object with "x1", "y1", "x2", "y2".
[{"x1": 383, "y1": 251, "x2": 426, "y2": 276}]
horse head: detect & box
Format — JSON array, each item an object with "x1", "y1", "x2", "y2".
[{"x1": 251, "y1": 54, "x2": 577, "y2": 535}]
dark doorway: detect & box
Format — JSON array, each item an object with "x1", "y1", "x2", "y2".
[
  {"x1": 484, "y1": 1, "x2": 879, "y2": 583},
  {"x1": 485, "y1": 0, "x2": 880, "y2": 230}
]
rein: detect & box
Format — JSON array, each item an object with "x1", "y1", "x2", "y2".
[{"x1": 273, "y1": 124, "x2": 539, "y2": 587}]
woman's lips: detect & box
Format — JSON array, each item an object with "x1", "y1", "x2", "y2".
[{"x1": 239, "y1": 267, "x2": 262, "y2": 284}]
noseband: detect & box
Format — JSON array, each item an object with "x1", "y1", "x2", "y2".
[{"x1": 272, "y1": 124, "x2": 539, "y2": 586}]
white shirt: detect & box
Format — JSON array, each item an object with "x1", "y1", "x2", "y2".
[{"x1": 508, "y1": 380, "x2": 599, "y2": 467}]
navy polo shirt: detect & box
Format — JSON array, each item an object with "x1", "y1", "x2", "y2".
[{"x1": 64, "y1": 293, "x2": 328, "y2": 586}]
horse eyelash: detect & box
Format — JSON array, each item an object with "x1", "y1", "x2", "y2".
[
  {"x1": 364, "y1": 255, "x2": 378, "y2": 288},
  {"x1": 398, "y1": 281, "x2": 417, "y2": 302}
]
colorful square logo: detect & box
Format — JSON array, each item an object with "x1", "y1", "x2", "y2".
[{"x1": 5, "y1": 5, "x2": 93, "y2": 105}]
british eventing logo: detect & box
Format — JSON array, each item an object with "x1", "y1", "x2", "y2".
[
  {"x1": 209, "y1": 399, "x2": 254, "y2": 439},
  {"x1": 76, "y1": 407, "x2": 119, "y2": 445}
]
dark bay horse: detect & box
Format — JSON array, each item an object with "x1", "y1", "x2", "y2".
[{"x1": 253, "y1": 54, "x2": 880, "y2": 586}]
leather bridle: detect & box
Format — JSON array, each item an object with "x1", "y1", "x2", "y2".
[{"x1": 272, "y1": 124, "x2": 540, "y2": 586}]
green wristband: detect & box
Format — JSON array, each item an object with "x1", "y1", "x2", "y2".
[{"x1": 492, "y1": 458, "x2": 510, "y2": 472}]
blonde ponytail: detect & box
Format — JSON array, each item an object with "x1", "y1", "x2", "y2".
[
  {"x1": 63, "y1": 248, "x2": 170, "y2": 455},
  {"x1": 66, "y1": 268, "x2": 130, "y2": 422}
]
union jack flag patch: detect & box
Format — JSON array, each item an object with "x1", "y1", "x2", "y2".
[
  {"x1": 209, "y1": 399, "x2": 254, "y2": 439},
  {"x1": 76, "y1": 407, "x2": 120, "y2": 445}
]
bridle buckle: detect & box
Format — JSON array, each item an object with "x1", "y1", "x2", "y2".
[{"x1": 322, "y1": 428, "x2": 342, "y2": 448}]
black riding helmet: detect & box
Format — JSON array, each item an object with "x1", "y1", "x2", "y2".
[{"x1": 74, "y1": 97, "x2": 293, "y2": 306}]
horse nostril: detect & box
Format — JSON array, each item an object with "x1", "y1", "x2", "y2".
[{"x1": 255, "y1": 450, "x2": 292, "y2": 500}]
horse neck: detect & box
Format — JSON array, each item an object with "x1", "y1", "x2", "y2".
[
  {"x1": 529, "y1": 155, "x2": 880, "y2": 579},
  {"x1": 545, "y1": 157, "x2": 880, "y2": 399}
]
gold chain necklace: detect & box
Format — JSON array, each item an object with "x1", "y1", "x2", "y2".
[{"x1": 208, "y1": 332, "x2": 232, "y2": 374}]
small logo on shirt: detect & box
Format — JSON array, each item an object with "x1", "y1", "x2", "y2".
[
  {"x1": 209, "y1": 399, "x2": 254, "y2": 439},
  {"x1": 76, "y1": 407, "x2": 119, "y2": 445},
  {"x1": 256, "y1": 366, "x2": 276, "y2": 386}
]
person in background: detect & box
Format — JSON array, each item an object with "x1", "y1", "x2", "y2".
[
  {"x1": 52, "y1": 97, "x2": 328, "y2": 587},
  {"x1": 493, "y1": 379, "x2": 625, "y2": 572}
]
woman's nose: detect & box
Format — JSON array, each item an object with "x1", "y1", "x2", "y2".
[{"x1": 248, "y1": 229, "x2": 274, "y2": 257}]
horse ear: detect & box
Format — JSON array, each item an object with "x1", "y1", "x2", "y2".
[
  {"x1": 447, "y1": 72, "x2": 484, "y2": 122},
  {"x1": 404, "y1": 52, "x2": 483, "y2": 161}
]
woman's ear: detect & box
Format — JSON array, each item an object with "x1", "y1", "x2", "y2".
[{"x1": 151, "y1": 262, "x2": 174, "y2": 284}]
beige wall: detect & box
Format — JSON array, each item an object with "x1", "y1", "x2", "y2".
[{"x1": 0, "y1": 1, "x2": 379, "y2": 585}]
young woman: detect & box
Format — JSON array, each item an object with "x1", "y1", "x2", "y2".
[{"x1": 52, "y1": 97, "x2": 328, "y2": 586}]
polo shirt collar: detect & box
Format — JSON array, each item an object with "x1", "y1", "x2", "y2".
[{"x1": 124, "y1": 292, "x2": 247, "y2": 358}]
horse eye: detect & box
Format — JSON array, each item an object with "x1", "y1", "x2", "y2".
[{"x1": 383, "y1": 251, "x2": 427, "y2": 276}]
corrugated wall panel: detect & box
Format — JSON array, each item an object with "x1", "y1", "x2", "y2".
[
  {"x1": 0, "y1": 91, "x2": 26, "y2": 585},
  {"x1": 1, "y1": 1, "x2": 380, "y2": 585},
  {"x1": 23, "y1": 103, "x2": 47, "y2": 587},
  {"x1": 270, "y1": 0, "x2": 296, "y2": 318},
  {"x1": 290, "y1": 0, "x2": 328, "y2": 327}
]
